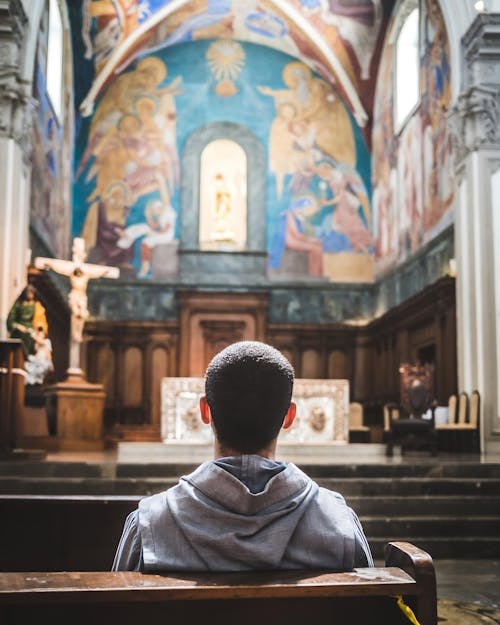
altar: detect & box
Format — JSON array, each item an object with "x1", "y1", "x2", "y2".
[
  {"x1": 118, "y1": 377, "x2": 391, "y2": 463},
  {"x1": 161, "y1": 377, "x2": 349, "y2": 445}
]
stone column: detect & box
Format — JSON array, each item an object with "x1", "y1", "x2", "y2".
[
  {"x1": 0, "y1": 0, "x2": 33, "y2": 340},
  {"x1": 451, "y1": 14, "x2": 500, "y2": 452}
]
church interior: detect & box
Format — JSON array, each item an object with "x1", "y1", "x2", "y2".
[{"x1": 1, "y1": 0, "x2": 500, "y2": 622}]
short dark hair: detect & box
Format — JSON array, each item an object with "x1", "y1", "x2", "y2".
[{"x1": 205, "y1": 341, "x2": 295, "y2": 453}]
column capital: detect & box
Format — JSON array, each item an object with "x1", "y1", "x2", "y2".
[
  {"x1": 0, "y1": 0, "x2": 33, "y2": 164},
  {"x1": 449, "y1": 85, "x2": 500, "y2": 164}
]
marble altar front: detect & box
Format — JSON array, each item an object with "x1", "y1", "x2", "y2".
[{"x1": 161, "y1": 377, "x2": 349, "y2": 445}]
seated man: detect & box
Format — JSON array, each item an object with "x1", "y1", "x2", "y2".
[{"x1": 113, "y1": 341, "x2": 373, "y2": 572}]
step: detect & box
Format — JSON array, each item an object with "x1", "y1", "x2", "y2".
[
  {"x1": 0, "y1": 462, "x2": 106, "y2": 478},
  {"x1": 117, "y1": 442, "x2": 399, "y2": 465},
  {"x1": 2, "y1": 474, "x2": 500, "y2": 497},
  {"x1": 346, "y1": 495, "x2": 500, "y2": 515},
  {"x1": 315, "y1": 477, "x2": 500, "y2": 496},
  {"x1": 368, "y1": 536, "x2": 500, "y2": 559},
  {"x1": 360, "y1": 515, "x2": 500, "y2": 537},
  {"x1": 2, "y1": 459, "x2": 500, "y2": 480},
  {"x1": 115, "y1": 461, "x2": 500, "y2": 479},
  {"x1": 0, "y1": 477, "x2": 178, "y2": 496}
]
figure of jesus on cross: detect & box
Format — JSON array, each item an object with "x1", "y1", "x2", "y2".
[{"x1": 35, "y1": 237, "x2": 119, "y2": 380}]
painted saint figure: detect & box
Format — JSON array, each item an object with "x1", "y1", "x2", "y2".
[
  {"x1": 117, "y1": 198, "x2": 177, "y2": 278},
  {"x1": 269, "y1": 195, "x2": 324, "y2": 277},
  {"x1": 315, "y1": 161, "x2": 373, "y2": 254}
]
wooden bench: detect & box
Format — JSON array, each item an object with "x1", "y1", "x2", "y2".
[
  {"x1": 0, "y1": 542, "x2": 436, "y2": 625},
  {"x1": 0, "y1": 495, "x2": 139, "y2": 571}
]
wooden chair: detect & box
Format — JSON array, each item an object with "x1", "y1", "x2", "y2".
[
  {"x1": 435, "y1": 394, "x2": 457, "y2": 451},
  {"x1": 349, "y1": 401, "x2": 370, "y2": 442},
  {"x1": 457, "y1": 390, "x2": 480, "y2": 452},
  {"x1": 457, "y1": 391, "x2": 468, "y2": 425},
  {"x1": 386, "y1": 380, "x2": 437, "y2": 456},
  {"x1": 383, "y1": 403, "x2": 400, "y2": 439},
  {"x1": 436, "y1": 392, "x2": 479, "y2": 452}
]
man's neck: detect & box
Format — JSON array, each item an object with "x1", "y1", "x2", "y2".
[{"x1": 213, "y1": 440, "x2": 277, "y2": 461}]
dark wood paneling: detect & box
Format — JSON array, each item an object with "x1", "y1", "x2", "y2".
[
  {"x1": 83, "y1": 321, "x2": 178, "y2": 430},
  {"x1": 83, "y1": 278, "x2": 456, "y2": 439}
]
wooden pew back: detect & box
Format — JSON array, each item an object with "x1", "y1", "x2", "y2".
[{"x1": 0, "y1": 542, "x2": 436, "y2": 625}]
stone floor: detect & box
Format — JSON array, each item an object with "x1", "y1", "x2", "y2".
[{"x1": 434, "y1": 559, "x2": 500, "y2": 607}]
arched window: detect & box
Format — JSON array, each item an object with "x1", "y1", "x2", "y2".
[
  {"x1": 395, "y1": 6, "x2": 420, "y2": 129},
  {"x1": 199, "y1": 139, "x2": 247, "y2": 251},
  {"x1": 47, "y1": 0, "x2": 64, "y2": 119}
]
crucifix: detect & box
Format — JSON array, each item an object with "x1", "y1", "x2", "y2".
[{"x1": 35, "y1": 237, "x2": 119, "y2": 380}]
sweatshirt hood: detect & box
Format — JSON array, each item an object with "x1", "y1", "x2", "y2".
[{"x1": 139, "y1": 455, "x2": 319, "y2": 570}]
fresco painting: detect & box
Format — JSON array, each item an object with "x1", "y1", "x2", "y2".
[
  {"x1": 80, "y1": 0, "x2": 176, "y2": 73},
  {"x1": 75, "y1": 55, "x2": 181, "y2": 277},
  {"x1": 371, "y1": 0, "x2": 454, "y2": 273},
  {"x1": 398, "y1": 115, "x2": 423, "y2": 258},
  {"x1": 420, "y1": 0, "x2": 453, "y2": 236},
  {"x1": 292, "y1": 0, "x2": 383, "y2": 84},
  {"x1": 30, "y1": 6, "x2": 70, "y2": 260},
  {"x1": 76, "y1": 0, "x2": 393, "y2": 130},
  {"x1": 73, "y1": 37, "x2": 372, "y2": 282},
  {"x1": 372, "y1": 40, "x2": 397, "y2": 268},
  {"x1": 263, "y1": 60, "x2": 373, "y2": 281}
]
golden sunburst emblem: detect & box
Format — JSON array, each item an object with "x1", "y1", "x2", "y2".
[{"x1": 206, "y1": 39, "x2": 246, "y2": 97}]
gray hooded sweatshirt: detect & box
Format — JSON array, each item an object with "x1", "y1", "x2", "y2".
[{"x1": 112, "y1": 455, "x2": 373, "y2": 572}]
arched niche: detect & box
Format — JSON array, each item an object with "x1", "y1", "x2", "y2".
[
  {"x1": 199, "y1": 139, "x2": 247, "y2": 251},
  {"x1": 180, "y1": 122, "x2": 267, "y2": 282}
]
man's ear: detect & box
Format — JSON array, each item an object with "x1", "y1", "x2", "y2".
[
  {"x1": 200, "y1": 396, "x2": 211, "y2": 425},
  {"x1": 282, "y1": 402, "x2": 296, "y2": 430}
]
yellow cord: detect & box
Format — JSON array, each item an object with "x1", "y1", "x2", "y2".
[{"x1": 395, "y1": 595, "x2": 421, "y2": 625}]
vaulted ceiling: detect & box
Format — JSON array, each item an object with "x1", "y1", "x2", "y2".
[{"x1": 78, "y1": 0, "x2": 396, "y2": 128}]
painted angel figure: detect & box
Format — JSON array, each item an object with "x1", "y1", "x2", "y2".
[{"x1": 315, "y1": 161, "x2": 373, "y2": 254}]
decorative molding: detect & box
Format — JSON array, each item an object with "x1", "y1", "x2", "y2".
[
  {"x1": 0, "y1": 0, "x2": 32, "y2": 163},
  {"x1": 450, "y1": 85, "x2": 500, "y2": 163},
  {"x1": 461, "y1": 13, "x2": 500, "y2": 103}
]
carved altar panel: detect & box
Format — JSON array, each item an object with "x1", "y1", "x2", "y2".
[
  {"x1": 161, "y1": 377, "x2": 349, "y2": 444},
  {"x1": 178, "y1": 291, "x2": 268, "y2": 377}
]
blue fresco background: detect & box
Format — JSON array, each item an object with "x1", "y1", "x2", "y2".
[{"x1": 72, "y1": 38, "x2": 371, "y2": 278}]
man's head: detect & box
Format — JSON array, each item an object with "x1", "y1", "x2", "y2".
[{"x1": 202, "y1": 341, "x2": 295, "y2": 455}]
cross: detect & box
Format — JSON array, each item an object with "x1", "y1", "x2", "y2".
[{"x1": 34, "y1": 237, "x2": 119, "y2": 380}]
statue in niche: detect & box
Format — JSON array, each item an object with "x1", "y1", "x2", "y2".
[{"x1": 211, "y1": 172, "x2": 235, "y2": 242}]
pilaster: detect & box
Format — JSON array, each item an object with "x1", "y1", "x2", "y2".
[
  {"x1": 451, "y1": 13, "x2": 500, "y2": 452},
  {"x1": 0, "y1": 0, "x2": 32, "y2": 340},
  {"x1": 0, "y1": 0, "x2": 33, "y2": 162}
]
